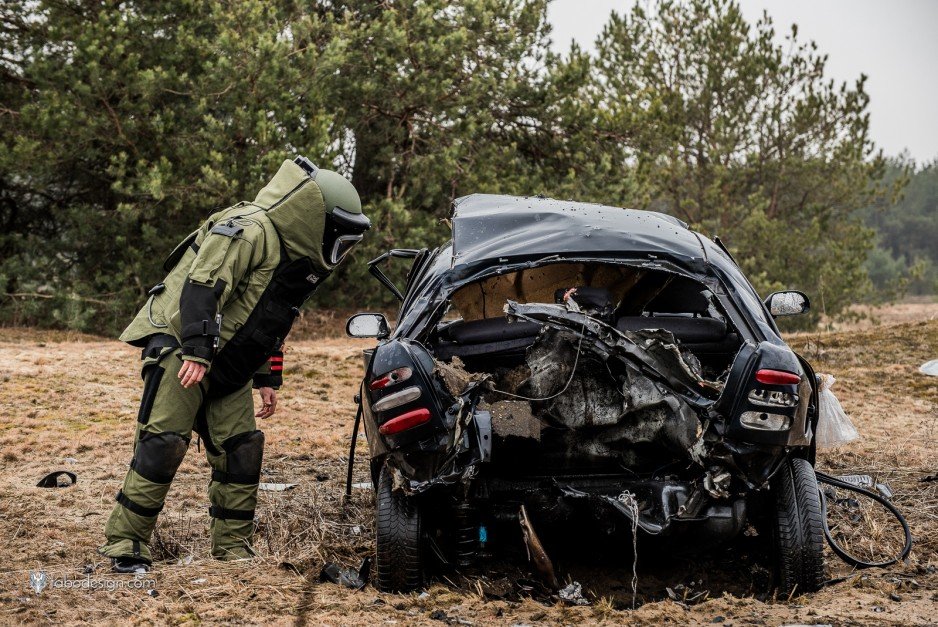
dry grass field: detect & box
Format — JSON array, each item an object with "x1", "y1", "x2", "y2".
[{"x1": 0, "y1": 304, "x2": 936, "y2": 625}]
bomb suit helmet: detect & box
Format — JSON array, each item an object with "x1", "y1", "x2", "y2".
[{"x1": 293, "y1": 156, "x2": 370, "y2": 266}]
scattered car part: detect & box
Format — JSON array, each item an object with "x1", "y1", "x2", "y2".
[
  {"x1": 36, "y1": 471, "x2": 77, "y2": 488},
  {"x1": 665, "y1": 582, "x2": 709, "y2": 605},
  {"x1": 815, "y1": 470, "x2": 912, "y2": 570},
  {"x1": 558, "y1": 581, "x2": 590, "y2": 606},
  {"x1": 834, "y1": 474, "x2": 893, "y2": 500},
  {"x1": 320, "y1": 557, "x2": 371, "y2": 589}
]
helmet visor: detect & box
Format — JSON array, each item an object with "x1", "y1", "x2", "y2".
[
  {"x1": 330, "y1": 233, "x2": 364, "y2": 265},
  {"x1": 323, "y1": 207, "x2": 370, "y2": 266}
]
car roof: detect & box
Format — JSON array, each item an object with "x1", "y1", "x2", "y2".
[{"x1": 451, "y1": 194, "x2": 706, "y2": 267}]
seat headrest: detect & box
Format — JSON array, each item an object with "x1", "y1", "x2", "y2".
[
  {"x1": 645, "y1": 287, "x2": 710, "y2": 314},
  {"x1": 554, "y1": 286, "x2": 615, "y2": 322}
]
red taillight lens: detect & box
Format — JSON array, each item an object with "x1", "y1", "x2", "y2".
[
  {"x1": 378, "y1": 408, "x2": 431, "y2": 435},
  {"x1": 369, "y1": 366, "x2": 413, "y2": 391},
  {"x1": 755, "y1": 369, "x2": 801, "y2": 385}
]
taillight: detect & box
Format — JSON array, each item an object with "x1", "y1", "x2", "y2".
[
  {"x1": 378, "y1": 408, "x2": 431, "y2": 435},
  {"x1": 748, "y1": 388, "x2": 798, "y2": 407},
  {"x1": 754, "y1": 369, "x2": 801, "y2": 385},
  {"x1": 372, "y1": 386, "x2": 422, "y2": 412},
  {"x1": 369, "y1": 366, "x2": 413, "y2": 391}
]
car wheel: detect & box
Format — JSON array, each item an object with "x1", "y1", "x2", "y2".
[
  {"x1": 375, "y1": 464, "x2": 424, "y2": 592},
  {"x1": 771, "y1": 456, "x2": 826, "y2": 595}
]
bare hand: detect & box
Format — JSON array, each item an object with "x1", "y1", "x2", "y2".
[
  {"x1": 256, "y1": 387, "x2": 277, "y2": 419},
  {"x1": 178, "y1": 360, "x2": 207, "y2": 388}
]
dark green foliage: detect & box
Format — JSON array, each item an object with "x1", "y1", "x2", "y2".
[
  {"x1": 857, "y1": 158, "x2": 938, "y2": 297},
  {"x1": 1, "y1": 1, "x2": 337, "y2": 330},
  {"x1": 0, "y1": 0, "x2": 911, "y2": 333}
]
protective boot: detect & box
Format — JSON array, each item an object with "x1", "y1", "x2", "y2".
[
  {"x1": 206, "y1": 430, "x2": 265, "y2": 560},
  {"x1": 112, "y1": 556, "x2": 151, "y2": 574}
]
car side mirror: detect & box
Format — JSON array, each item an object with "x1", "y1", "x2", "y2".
[
  {"x1": 346, "y1": 313, "x2": 391, "y2": 339},
  {"x1": 764, "y1": 291, "x2": 810, "y2": 317}
]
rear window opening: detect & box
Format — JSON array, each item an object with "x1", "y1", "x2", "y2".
[{"x1": 430, "y1": 261, "x2": 741, "y2": 381}]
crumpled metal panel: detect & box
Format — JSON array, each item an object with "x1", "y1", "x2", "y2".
[
  {"x1": 520, "y1": 324, "x2": 707, "y2": 467},
  {"x1": 505, "y1": 301, "x2": 724, "y2": 401}
]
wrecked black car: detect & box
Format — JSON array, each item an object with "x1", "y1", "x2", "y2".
[{"x1": 346, "y1": 194, "x2": 825, "y2": 594}]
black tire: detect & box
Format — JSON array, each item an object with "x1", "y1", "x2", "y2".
[
  {"x1": 375, "y1": 465, "x2": 424, "y2": 592},
  {"x1": 771, "y1": 456, "x2": 826, "y2": 595}
]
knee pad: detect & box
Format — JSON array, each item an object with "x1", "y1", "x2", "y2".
[
  {"x1": 132, "y1": 431, "x2": 189, "y2": 484},
  {"x1": 213, "y1": 430, "x2": 265, "y2": 485}
]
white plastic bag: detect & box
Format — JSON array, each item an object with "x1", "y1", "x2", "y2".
[{"x1": 815, "y1": 374, "x2": 860, "y2": 448}]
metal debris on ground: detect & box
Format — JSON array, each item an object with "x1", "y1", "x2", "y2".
[
  {"x1": 558, "y1": 581, "x2": 590, "y2": 606},
  {"x1": 835, "y1": 474, "x2": 893, "y2": 500},
  {"x1": 665, "y1": 581, "x2": 709, "y2": 605},
  {"x1": 36, "y1": 470, "x2": 77, "y2": 488},
  {"x1": 319, "y1": 557, "x2": 371, "y2": 590},
  {"x1": 258, "y1": 482, "x2": 298, "y2": 491}
]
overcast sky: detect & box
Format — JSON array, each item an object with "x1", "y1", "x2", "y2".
[{"x1": 547, "y1": 0, "x2": 938, "y2": 164}]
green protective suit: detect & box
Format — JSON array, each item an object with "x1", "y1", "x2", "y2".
[{"x1": 100, "y1": 159, "x2": 363, "y2": 562}]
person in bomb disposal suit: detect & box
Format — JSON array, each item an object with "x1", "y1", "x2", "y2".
[{"x1": 99, "y1": 157, "x2": 370, "y2": 572}]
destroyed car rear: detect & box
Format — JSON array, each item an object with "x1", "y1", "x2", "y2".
[{"x1": 347, "y1": 194, "x2": 825, "y2": 594}]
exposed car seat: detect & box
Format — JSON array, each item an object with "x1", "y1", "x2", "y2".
[
  {"x1": 445, "y1": 317, "x2": 543, "y2": 344},
  {"x1": 615, "y1": 316, "x2": 728, "y2": 342},
  {"x1": 434, "y1": 317, "x2": 543, "y2": 361},
  {"x1": 616, "y1": 283, "x2": 740, "y2": 354}
]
